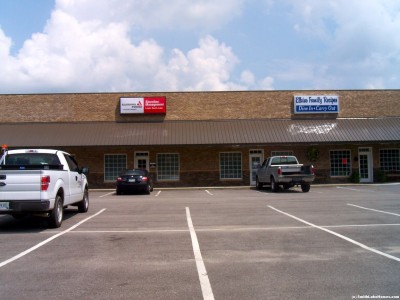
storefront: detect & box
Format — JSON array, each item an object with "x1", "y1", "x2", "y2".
[{"x1": 1, "y1": 90, "x2": 399, "y2": 188}]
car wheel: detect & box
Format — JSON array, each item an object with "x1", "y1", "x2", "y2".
[
  {"x1": 116, "y1": 188, "x2": 122, "y2": 195},
  {"x1": 256, "y1": 177, "x2": 263, "y2": 190},
  {"x1": 301, "y1": 184, "x2": 311, "y2": 192},
  {"x1": 78, "y1": 188, "x2": 89, "y2": 213},
  {"x1": 271, "y1": 177, "x2": 279, "y2": 192},
  {"x1": 48, "y1": 194, "x2": 63, "y2": 228},
  {"x1": 145, "y1": 184, "x2": 151, "y2": 195}
]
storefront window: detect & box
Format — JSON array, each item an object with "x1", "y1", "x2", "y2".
[
  {"x1": 104, "y1": 154, "x2": 127, "y2": 181},
  {"x1": 380, "y1": 149, "x2": 400, "y2": 173},
  {"x1": 330, "y1": 150, "x2": 351, "y2": 176},
  {"x1": 157, "y1": 153, "x2": 179, "y2": 180},
  {"x1": 220, "y1": 152, "x2": 242, "y2": 179}
]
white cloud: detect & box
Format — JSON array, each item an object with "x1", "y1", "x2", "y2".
[
  {"x1": 0, "y1": 1, "x2": 251, "y2": 93},
  {"x1": 1, "y1": 0, "x2": 398, "y2": 92},
  {"x1": 56, "y1": 0, "x2": 244, "y2": 30},
  {"x1": 267, "y1": 0, "x2": 400, "y2": 89}
]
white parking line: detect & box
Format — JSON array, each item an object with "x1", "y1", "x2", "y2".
[
  {"x1": 155, "y1": 190, "x2": 162, "y2": 197},
  {"x1": 0, "y1": 209, "x2": 106, "y2": 268},
  {"x1": 99, "y1": 191, "x2": 115, "y2": 198},
  {"x1": 186, "y1": 207, "x2": 215, "y2": 300},
  {"x1": 268, "y1": 205, "x2": 400, "y2": 262},
  {"x1": 336, "y1": 186, "x2": 375, "y2": 192},
  {"x1": 205, "y1": 190, "x2": 213, "y2": 196},
  {"x1": 39, "y1": 223, "x2": 400, "y2": 235},
  {"x1": 347, "y1": 204, "x2": 400, "y2": 217}
]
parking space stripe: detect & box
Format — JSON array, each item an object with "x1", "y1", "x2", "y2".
[
  {"x1": 99, "y1": 191, "x2": 115, "y2": 198},
  {"x1": 268, "y1": 205, "x2": 400, "y2": 262},
  {"x1": 205, "y1": 190, "x2": 213, "y2": 196},
  {"x1": 336, "y1": 186, "x2": 375, "y2": 192},
  {"x1": 0, "y1": 209, "x2": 106, "y2": 269},
  {"x1": 347, "y1": 204, "x2": 400, "y2": 217},
  {"x1": 186, "y1": 207, "x2": 215, "y2": 300}
]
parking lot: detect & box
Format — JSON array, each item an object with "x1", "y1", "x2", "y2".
[{"x1": 0, "y1": 184, "x2": 399, "y2": 300}]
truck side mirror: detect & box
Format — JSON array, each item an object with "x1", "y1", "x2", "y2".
[{"x1": 80, "y1": 167, "x2": 90, "y2": 175}]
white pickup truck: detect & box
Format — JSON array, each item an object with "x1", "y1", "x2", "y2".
[
  {"x1": 256, "y1": 156, "x2": 315, "y2": 192},
  {"x1": 0, "y1": 149, "x2": 89, "y2": 228}
]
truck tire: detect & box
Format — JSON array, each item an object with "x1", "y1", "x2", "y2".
[
  {"x1": 271, "y1": 177, "x2": 279, "y2": 192},
  {"x1": 48, "y1": 194, "x2": 63, "y2": 228},
  {"x1": 77, "y1": 188, "x2": 89, "y2": 213},
  {"x1": 256, "y1": 177, "x2": 263, "y2": 190},
  {"x1": 301, "y1": 184, "x2": 311, "y2": 193}
]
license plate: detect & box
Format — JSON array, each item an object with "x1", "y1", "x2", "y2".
[
  {"x1": 0, "y1": 202, "x2": 9, "y2": 210},
  {"x1": 128, "y1": 179, "x2": 136, "y2": 182}
]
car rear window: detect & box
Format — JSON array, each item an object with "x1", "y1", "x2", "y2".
[
  {"x1": 4, "y1": 153, "x2": 61, "y2": 166},
  {"x1": 271, "y1": 156, "x2": 298, "y2": 165},
  {"x1": 122, "y1": 170, "x2": 147, "y2": 176}
]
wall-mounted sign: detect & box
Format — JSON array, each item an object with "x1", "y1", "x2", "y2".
[
  {"x1": 294, "y1": 95, "x2": 339, "y2": 114},
  {"x1": 120, "y1": 97, "x2": 166, "y2": 114}
]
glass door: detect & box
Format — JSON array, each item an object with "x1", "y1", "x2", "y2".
[
  {"x1": 134, "y1": 152, "x2": 149, "y2": 170},
  {"x1": 358, "y1": 147, "x2": 373, "y2": 183}
]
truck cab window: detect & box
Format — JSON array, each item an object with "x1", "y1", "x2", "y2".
[{"x1": 64, "y1": 154, "x2": 79, "y2": 172}]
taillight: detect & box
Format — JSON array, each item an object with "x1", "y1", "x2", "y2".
[
  {"x1": 41, "y1": 175, "x2": 50, "y2": 191},
  {"x1": 311, "y1": 165, "x2": 316, "y2": 175},
  {"x1": 117, "y1": 177, "x2": 122, "y2": 182},
  {"x1": 141, "y1": 176, "x2": 148, "y2": 181},
  {"x1": 277, "y1": 167, "x2": 282, "y2": 176}
]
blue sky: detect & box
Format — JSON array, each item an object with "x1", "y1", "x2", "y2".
[{"x1": 0, "y1": 0, "x2": 399, "y2": 93}]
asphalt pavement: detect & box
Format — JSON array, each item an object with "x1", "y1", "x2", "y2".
[{"x1": 0, "y1": 184, "x2": 399, "y2": 300}]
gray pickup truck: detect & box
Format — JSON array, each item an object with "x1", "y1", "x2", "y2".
[{"x1": 256, "y1": 156, "x2": 315, "y2": 192}]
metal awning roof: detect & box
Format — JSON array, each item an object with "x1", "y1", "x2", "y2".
[{"x1": 1, "y1": 118, "x2": 399, "y2": 147}]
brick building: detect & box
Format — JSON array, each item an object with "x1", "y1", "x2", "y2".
[{"x1": 1, "y1": 90, "x2": 399, "y2": 188}]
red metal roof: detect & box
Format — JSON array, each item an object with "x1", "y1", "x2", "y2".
[{"x1": 1, "y1": 118, "x2": 399, "y2": 147}]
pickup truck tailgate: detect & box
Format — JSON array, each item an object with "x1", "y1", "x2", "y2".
[
  {"x1": 280, "y1": 164, "x2": 303, "y2": 174},
  {"x1": 0, "y1": 170, "x2": 41, "y2": 201}
]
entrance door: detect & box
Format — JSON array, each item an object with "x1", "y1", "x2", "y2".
[
  {"x1": 134, "y1": 152, "x2": 149, "y2": 170},
  {"x1": 358, "y1": 147, "x2": 373, "y2": 183},
  {"x1": 249, "y1": 150, "x2": 264, "y2": 186}
]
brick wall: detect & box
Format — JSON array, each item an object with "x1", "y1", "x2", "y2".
[
  {"x1": 57, "y1": 142, "x2": 400, "y2": 188},
  {"x1": 1, "y1": 90, "x2": 399, "y2": 123}
]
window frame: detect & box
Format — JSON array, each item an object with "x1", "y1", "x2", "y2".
[
  {"x1": 329, "y1": 149, "x2": 352, "y2": 177},
  {"x1": 104, "y1": 153, "x2": 127, "y2": 182},
  {"x1": 379, "y1": 148, "x2": 400, "y2": 174},
  {"x1": 156, "y1": 153, "x2": 180, "y2": 181},
  {"x1": 219, "y1": 152, "x2": 243, "y2": 180}
]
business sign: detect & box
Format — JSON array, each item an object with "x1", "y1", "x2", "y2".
[
  {"x1": 294, "y1": 95, "x2": 339, "y2": 114},
  {"x1": 120, "y1": 97, "x2": 166, "y2": 114}
]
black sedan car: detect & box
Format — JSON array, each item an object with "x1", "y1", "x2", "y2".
[{"x1": 116, "y1": 169, "x2": 154, "y2": 195}]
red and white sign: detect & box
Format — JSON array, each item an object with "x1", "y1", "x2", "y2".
[{"x1": 120, "y1": 97, "x2": 166, "y2": 114}]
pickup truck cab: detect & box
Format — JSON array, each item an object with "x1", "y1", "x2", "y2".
[
  {"x1": 0, "y1": 149, "x2": 89, "y2": 228},
  {"x1": 256, "y1": 156, "x2": 315, "y2": 192}
]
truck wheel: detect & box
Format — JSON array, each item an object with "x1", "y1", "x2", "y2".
[
  {"x1": 78, "y1": 188, "x2": 89, "y2": 213},
  {"x1": 301, "y1": 184, "x2": 311, "y2": 192},
  {"x1": 256, "y1": 177, "x2": 263, "y2": 190},
  {"x1": 48, "y1": 194, "x2": 63, "y2": 228},
  {"x1": 271, "y1": 177, "x2": 279, "y2": 192}
]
